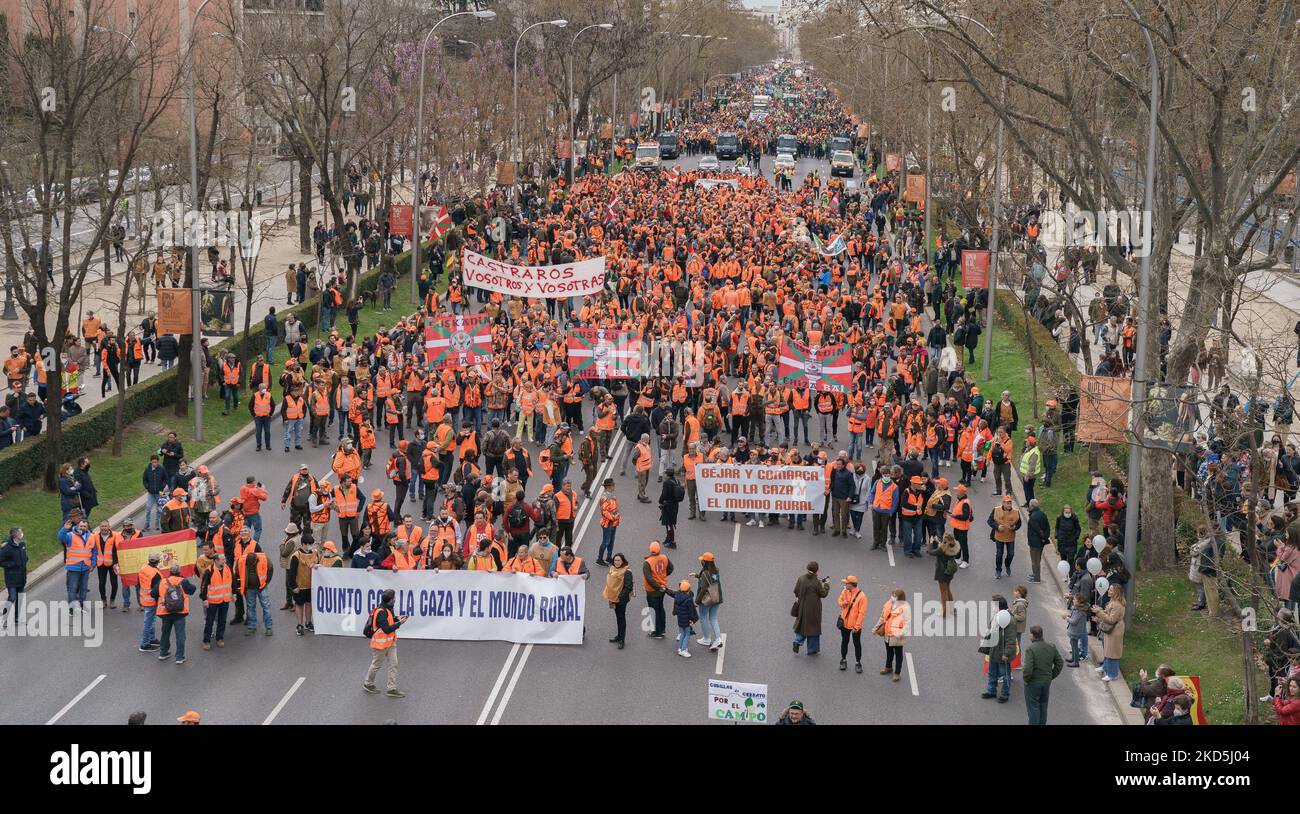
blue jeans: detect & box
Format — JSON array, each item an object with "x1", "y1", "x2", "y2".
[
  {"x1": 159, "y1": 615, "x2": 186, "y2": 659},
  {"x1": 848, "y1": 431, "x2": 864, "y2": 459},
  {"x1": 246, "y1": 512, "x2": 263, "y2": 543},
  {"x1": 223, "y1": 384, "x2": 238, "y2": 412},
  {"x1": 794, "y1": 632, "x2": 820, "y2": 655},
  {"x1": 928, "y1": 448, "x2": 941, "y2": 478},
  {"x1": 255, "y1": 416, "x2": 272, "y2": 449},
  {"x1": 598, "y1": 526, "x2": 616, "y2": 562},
  {"x1": 699, "y1": 603, "x2": 721, "y2": 642},
  {"x1": 160, "y1": 358, "x2": 174, "y2": 370},
  {"x1": 121, "y1": 584, "x2": 132, "y2": 609},
  {"x1": 1068, "y1": 634, "x2": 1088, "y2": 662},
  {"x1": 144, "y1": 492, "x2": 163, "y2": 529},
  {"x1": 678, "y1": 625, "x2": 691, "y2": 652},
  {"x1": 1102, "y1": 656, "x2": 1120, "y2": 679},
  {"x1": 283, "y1": 417, "x2": 302, "y2": 448},
  {"x1": 986, "y1": 658, "x2": 1011, "y2": 699},
  {"x1": 245, "y1": 588, "x2": 273, "y2": 631},
  {"x1": 141, "y1": 605, "x2": 157, "y2": 647},
  {"x1": 266, "y1": 334, "x2": 276, "y2": 361},
  {"x1": 900, "y1": 518, "x2": 923, "y2": 555},
  {"x1": 66, "y1": 569, "x2": 89, "y2": 607}
]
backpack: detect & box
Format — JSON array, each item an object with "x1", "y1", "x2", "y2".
[
  {"x1": 991, "y1": 442, "x2": 1006, "y2": 465},
  {"x1": 162, "y1": 580, "x2": 186, "y2": 613},
  {"x1": 508, "y1": 502, "x2": 528, "y2": 529},
  {"x1": 701, "y1": 406, "x2": 720, "y2": 430},
  {"x1": 363, "y1": 608, "x2": 378, "y2": 638},
  {"x1": 953, "y1": 325, "x2": 967, "y2": 345}
]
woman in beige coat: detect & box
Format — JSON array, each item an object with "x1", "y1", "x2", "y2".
[{"x1": 1092, "y1": 583, "x2": 1125, "y2": 682}]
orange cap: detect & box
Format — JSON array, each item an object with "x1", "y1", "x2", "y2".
[
  {"x1": 698, "y1": 552, "x2": 714, "y2": 562},
  {"x1": 177, "y1": 710, "x2": 201, "y2": 723}
]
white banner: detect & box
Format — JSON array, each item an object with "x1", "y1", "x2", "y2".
[
  {"x1": 312, "y1": 568, "x2": 586, "y2": 645},
  {"x1": 695, "y1": 464, "x2": 826, "y2": 515},
  {"x1": 707, "y1": 679, "x2": 769, "y2": 723},
  {"x1": 461, "y1": 249, "x2": 606, "y2": 299}
]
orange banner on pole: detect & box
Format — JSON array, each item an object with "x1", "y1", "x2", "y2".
[
  {"x1": 857, "y1": 123, "x2": 870, "y2": 140},
  {"x1": 496, "y1": 161, "x2": 515, "y2": 187},
  {"x1": 1077, "y1": 375, "x2": 1132, "y2": 444},
  {"x1": 389, "y1": 204, "x2": 413, "y2": 239},
  {"x1": 117, "y1": 529, "x2": 198, "y2": 586},
  {"x1": 156, "y1": 289, "x2": 193, "y2": 335},
  {"x1": 904, "y1": 174, "x2": 926, "y2": 203}
]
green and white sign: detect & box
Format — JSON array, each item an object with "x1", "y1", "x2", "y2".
[{"x1": 707, "y1": 679, "x2": 768, "y2": 723}]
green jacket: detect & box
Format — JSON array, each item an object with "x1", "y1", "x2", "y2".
[
  {"x1": 1021, "y1": 639, "x2": 1064, "y2": 684},
  {"x1": 1037, "y1": 413, "x2": 1061, "y2": 454}
]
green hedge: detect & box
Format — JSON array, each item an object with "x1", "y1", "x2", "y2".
[
  {"x1": 0, "y1": 242, "x2": 424, "y2": 495},
  {"x1": 991, "y1": 284, "x2": 1080, "y2": 391}
]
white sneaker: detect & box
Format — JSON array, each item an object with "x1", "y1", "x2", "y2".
[
  {"x1": 745, "y1": 519, "x2": 756, "y2": 526},
  {"x1": 758, "y1": 520, "x2": 766, "y2": 528},
  {"x1": 958, "y1": 561, "x2": 969, "y2": 569},
  {"x1": 678, "y1": 649, "x2": 692, "y2": 658},
  {"x1": 980, "y1": 476, "x2": 986, "y2": 483},
  {"x1": 853, "y1": 531, "x2": 862, "y2": 539},
  {"x1": 1101, "y1": 675, "x2": 1113, "y2": 682},
  {"x1": 697, "y1": 638, "x2": 713, "y2": 647},
  {"x1": 1094, "y1": 665, "x2": 1105, "y2": 673}
]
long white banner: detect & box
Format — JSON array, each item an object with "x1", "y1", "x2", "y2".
[
  {"x1": 312, "y1": 568, "x2": 586, "y2": 645},
  {"x1": 461, "y1": 249, "x2": 606, "y2": 299},
  {"x1": 695, "y1": 464, "x2": 826, "y2": 515}
]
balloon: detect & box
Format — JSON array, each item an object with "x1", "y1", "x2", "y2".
[
  {"x1": 1095, "y1": 577, "x2": 1110, "y2": 595},
  {"x1": 996, "y1": 609, "x2": 1012, "y2": 628},
  {"x1": 1092, "y1": 535, "x2": 1107, "y2": 548},
  {"x1": 1087, "y1": 557, "x2": 1103, "y2": 576},
  {"x1": 1056, "y1": 560, "x2": 1070, "y2": 578}
]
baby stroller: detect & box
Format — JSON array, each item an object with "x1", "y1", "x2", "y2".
[{"x1": 60, "y1": 391, "x2": 83, "y2": 421}]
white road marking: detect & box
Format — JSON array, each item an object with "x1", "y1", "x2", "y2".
[
  {"x1": 263, "y1": 676, "x2": 306, "y2": 724},
  {"x1": 479, "y1": 431, "x2": 627, "y2": 725},
  {"x1": 905, "y1": 653, "x2": 919, "y2": 696},
  {"x1": 490, "y1": 643, "x2": 534, "y2": 725},
  {"x1": 46, "y1": 674, "x2": 106, "y2": 725},
  {"x1": 714, "y1": 634, "x2": 727, "y2": 675},
  {"x1": 476, "y1": 643, "x2": 520, "y2": 725},
  {"x1": 731, "y1": 522, "x2": 740, "y2": 552},
  {"x1": 886, "y1": 538, "x2": 896, "y2": 568}
]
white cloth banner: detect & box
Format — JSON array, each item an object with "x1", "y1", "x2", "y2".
[
  {"x1": 695, "y1": 464, "x2": 826, "y2": 515},
  {"x1": 461, "y1": 249, "x2": 605, "y2": 299},
  {"x1": 312, "y1": 568, "x2": 586, "y2": 645}
]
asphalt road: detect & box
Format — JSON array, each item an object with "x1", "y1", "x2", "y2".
[{"x1": 1, "y1": 153, "x2": 1121, "y2": 726}]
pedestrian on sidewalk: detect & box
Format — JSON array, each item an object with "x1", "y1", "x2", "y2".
[
  {"x1": 1, "y1": 527, "x2": 29, "y2": 617},
  {"x1": 154, "y1": 564, "x2": 196, "y2": 664},
  {"x1": 792, "y1": 561, "x2": 829, "y2": 656},
  {"x1": 1026, "y1": 499, "x2": 1050, "y2": 582},
  {"x1": 264, "y1": 308, "x2": 279, "y2": 361},
  {"x1": 285, "y1": 264, "x2": 297, "y2": 305},
  {"x1": 362, "y1": 588, "x2": 406, "y2": 697},
  {"x1": 1022, "y1": 625, "x2": 1064, "y2": 725}
]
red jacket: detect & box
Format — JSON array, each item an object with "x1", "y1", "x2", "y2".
[
  {"x1": 1274, "y1": 695, "x2": 1300, "y2": 725},
  {"x1": 239, "y1": 484, "x2": 270, "y2": 516}
]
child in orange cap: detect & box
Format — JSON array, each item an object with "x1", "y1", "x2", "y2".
[{"x1": 673, "y1": 577, "x2": 699, "y2": 659}]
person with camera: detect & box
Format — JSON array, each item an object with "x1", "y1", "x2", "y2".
[
  {"x1": 792, "y1": 561, "x2": 830, "y2": 656},
  {"x1": 363, "y1": 588, "x2": 407, "y2": 698}
]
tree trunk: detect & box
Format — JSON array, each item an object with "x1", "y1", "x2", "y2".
[{"x1": 298, "y1": 156, "x2": 313, "y2": 254}]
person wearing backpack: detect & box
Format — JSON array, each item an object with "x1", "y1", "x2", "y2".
[
  {"x1": 363, "y1": 588, "x2": 407, "y2": 697},
  {"x1": 154, "y1": 564, "x2": 196, "y2": 664}
]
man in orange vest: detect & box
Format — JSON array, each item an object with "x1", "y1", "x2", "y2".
[
  {"x1": 59, "y1": 518, "x2": 96, "y2": 611},
  {"x1": 137, "y1": 552, "x2": 162, "y2": 651},
  {"x1": 868, "y1": 470, "x2": 900, "y2": 551},
  {"x1": 154, "y1": 563, "x2": 196, "y2": 663},
  {"x1": 220, "y1": 352, "x2": 242, "y2": 415},
  {"x1": 333, "y1": 473, "x2": 363, "y2": 556},
  {"x1": 249, "y1": 382, "x2": 276, "y2": 452},
  {"x1": 200, "y1": 552, "x2": 233, "y2": 649},
  {"x1": 642, "y1": 540, "x2": 673, "y2": 638},
  {"x1": 554, "y1": 480, "x2": 579, "y2": 550},
  {"x1": 633, "y1": 432, "x2": 653, "y2": 503},
  {"x1": 238, "y1": 541, "x2": 274, "y2": 636},
  {"x1": 363, "y1": 588, "x2": 406, "y2": 697}
]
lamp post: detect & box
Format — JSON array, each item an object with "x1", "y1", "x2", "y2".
[
  {"x1": 410, "y1": 8, "x2": 497, "y2": 305},
  {"x1": 567, "y1": 23, "x2": 613, "y2": 186},
  {"x1": 1118, "y1": 0, "x2": 1159, "y2": 628},
  {"x1": 183, "y1": 0, "x2": 216, "y2": 440},
  {"x1": 513, "y1": 19, "x2": 568, "y2": 168}
]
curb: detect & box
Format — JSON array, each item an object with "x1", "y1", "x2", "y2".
[{"x1": 22, "y1": 419, "x2": 258, "y2": 592}]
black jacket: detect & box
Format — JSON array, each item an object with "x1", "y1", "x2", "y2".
[
  {"x1": 1027, "y1": 508, "x2": 1050, "y2": 548},
  {"x1": 156, "y1": 334, "x2": 179, "y2": 362},
  {"x1": 74, "y1": 468, "x2": 98, "y2": 512},
  {"x1": 1054, "y1": 512, "x2": 1081, "y2": 550},
  {"x1": 621, "y1": 411, "x2": 652, "y2": 442},
  {"x1": 0, "y1": 537, "x2": 28, "y2": 583},
  {"x1": 142, "y1": 463, "x2": 170, "y2": 495}
]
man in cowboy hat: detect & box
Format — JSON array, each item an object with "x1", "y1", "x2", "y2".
[{"x1": 279, "y1": 522, "x2": 302, "y2": 610}]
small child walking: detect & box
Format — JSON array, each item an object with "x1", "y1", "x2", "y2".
[{"x1": 673, "y1": 579, "x2": 699, "y2": 658}]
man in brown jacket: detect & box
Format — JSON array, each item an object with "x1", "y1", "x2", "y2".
[{"x1": 987, "y1": 495, "x2": 1022, "y2": 579}]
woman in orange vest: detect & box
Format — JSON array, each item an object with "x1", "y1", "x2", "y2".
[
  {"x1": 838, "y1": 575, "x2": 868, "y2": 673},
  {"x1": 364, "y1": 588, "x2": 406, "y2": 697}
]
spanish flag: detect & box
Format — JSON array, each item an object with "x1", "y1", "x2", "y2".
[
  {"x1": 118, "y1": 529, "x2": 198, "y2": 586},
  {"x1": 1172, "y1": 675, "x2": 1210, "y2": 724}
]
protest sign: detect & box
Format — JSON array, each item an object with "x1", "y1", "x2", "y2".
[
  {"x1": 696, "y1": 464, "x2": 826, "y2": 514},
  {"x1": 461, "y1": 249, "x2": 605, "y2": 299}
]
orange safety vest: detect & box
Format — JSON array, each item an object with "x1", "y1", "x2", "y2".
[
  {"x1": 93, "y1": 531, "x2": 118, "y2": 567},
  {"x1": 238, "y1": 552, "x2": 269, "y2": 592},
  {"x1": 871, "y1": 481, "x2": 898, "y2": 512},
  {"x1": 643, "y1": 554, "x2": 669, "y2": 592},
  {"x1": 155, "y1": 575, "x2": 189, "y2": 615},
  {"x1": 370, "y1": 607, "x2": 397, "y2": 649},
  {"x1": 222, "y1": 361, "x2": 241, "y2": 385},
  {"x1": 555, "y1": 556, "x2": 584, "y2": 575},
  {"x1": 901, "y1": 489, "x2": 926, "y2": 518},
  {"x1": 284, "y1": 394, "x2": 305, "y2": 420},
  {"x1": 253, "y1": 391, "x2": 273, "y2": 417},
  {"x1": 64, "y1": 531, "x2": 94, "y2": 568},
  {"x1": 333, "y1": 485, "x2": 360, "y2": 518},
  {"x1": 311, "y1": 391, "x2": 331, "y2": 416},
  {"x1": 600, "y1": 496, "x2": 620, "y2": 527},
  {"x1": 367, "y1": 501, "x2": 392, "y2": 536},
  {"x1": 949, "y1": 497, "x2": 972, "y2": 531},
  {"x1": 206, "y1": 564, "x2": 233, "y2": 605},
  {"x1": 555, "y1": 490, "x2": 576, "y2": 521},
  {"x1": 635, "y1": 441, "x2": 652, "y2": 472},
  {"x1": 137, "y1": 565, "x2": 160, "y2": 607}
]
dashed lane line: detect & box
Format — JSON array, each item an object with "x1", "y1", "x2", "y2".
[
  {"x1": 263, "y1": 676, "x2": 306, "y2": 725},
  {"x1": 46, "y1": 674, "x2": 106, "y2": 725}
]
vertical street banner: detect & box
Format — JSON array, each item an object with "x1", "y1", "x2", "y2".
[
  {"x1": 496, "y1": 161, "x2": 516, "y2": 187},
  {"x1": 856, "y1": 123, "x2": 870, "y2": 140},
  {"x1": 1077, "y1": 375, "x2": 1133, "y2": 444},
  {"x1": 462, "y1": 249, "x2": 606, "y2": 298},
  {"x1": 156, "y1": 289, "x2": 193, "y2": 335},
  {"x1": 117, "y1": 529, "x2": 197, "y2": 586},
  {"x1": 312, "y1": 568, "x2": 586, "y2": 645},
  {"x1": 424, "y1": 313, "x2": 493, "y2": 370},
  {"x1": 696, "y1": 463, "x2": 826, "y2": 514},
  {"x1": 776, "y1": 340, "x2": 851, "y2": 393},
  {"x1": 389, "y1": 204, "x2": 414, "y2": 239},
  {"x1": 429, "y1": 206, "x2": 453, "y2": 242},
  {"x1": 568, "y1": 328, "x2": 642, "y2": 379},
  {"x1": 886, "y1": 153, "x2": 901, "y2": 173},
  {"x1": 199, "y1": 288, "x2": 235, "y2": 336},
  {"x1": 905, "y1": 174, "x2": 927, "y2": 203},
  {"x1": 960, "y1": 249, "x2": 991, "y2": 289}
]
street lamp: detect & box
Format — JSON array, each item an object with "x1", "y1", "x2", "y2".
[
  {"x1": 410, "y1": 8, "x2": 497, "y2": 305},
  {"x1": 567, "y1": 23, "x2": 613, "y2": 185},
  {"x1": 513, "y1": 19, "x2": 568, "y2": 167},
  {"x1": 184, "y1": 0, "x2": 217, "y2": 440},
  {"x1": 455, "y1": 39, "x2": 482, "y2": 55}
]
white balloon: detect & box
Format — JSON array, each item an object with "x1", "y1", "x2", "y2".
[
  {"x1": 1056, "y1": 560, "x2": 1070, "y2": 578},
  {"x1": 1092, "y1": 535, "x2": 1107, "y2": 548},
  {"x1": 1095, "y1": 577, "x2": 1110, "y2": 595},
  {"x1": 1087, "y1": 557, "x2": 1103, "y2": 575},
  {"x1": 996, "y1": 609, "x2": 1012, "y2": 628}
]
